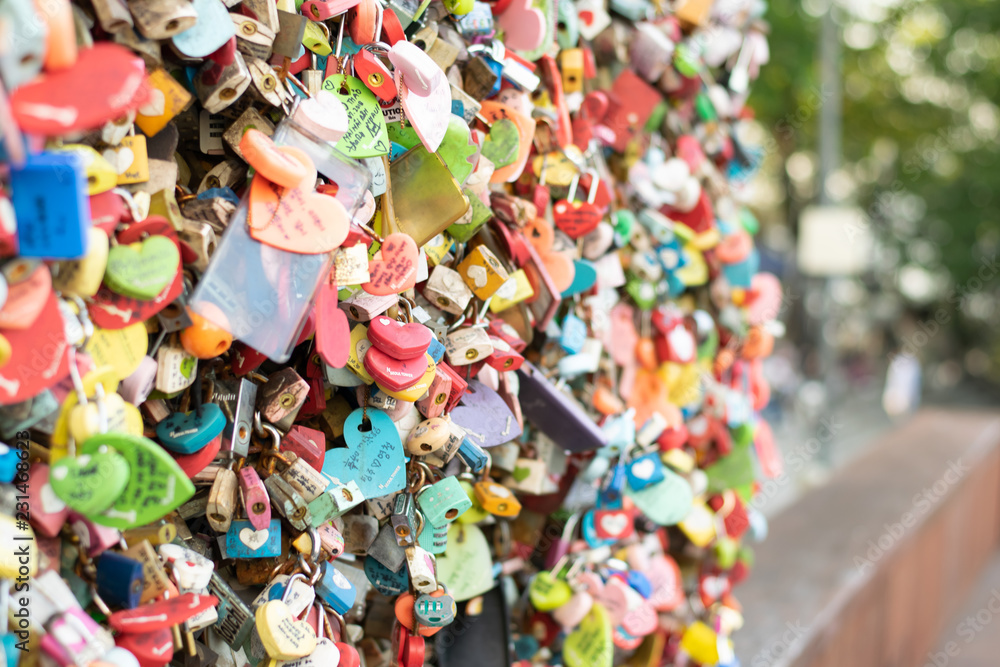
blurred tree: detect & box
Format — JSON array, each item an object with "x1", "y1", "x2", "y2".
[{"x1": 749, "y1": 0, "x2": 1000, "y2": 383}]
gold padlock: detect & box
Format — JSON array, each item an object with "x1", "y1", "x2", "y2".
[{"x1": 457, "y1": 245, "x2": 509, "y2": 300}]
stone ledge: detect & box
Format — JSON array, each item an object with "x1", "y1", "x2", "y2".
[{"x1": 734, "y1": 408, "x2": 1000, "y2": 667}]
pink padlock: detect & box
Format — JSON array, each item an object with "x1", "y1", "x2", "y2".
[
  {"x1": 415, "y1": 369, "x2": 451, "y2": 419},
  {"x1": 387, "y1": 41, "x2": 442, "y2": 96},
  {"x1": 238, "y1": 466, "x2": 271, "y2": 531},
  {"x1": 41, "y1": 608, "x2": 115, "y2": 666},
  {"x1": 68, "y1": 513, "x2": 121, "y2": 557},
  {"x1": 302, "y1": 0, "x2": 362, "y2": 21},
  {"x1": 28, "y1": 463, "x2": 70, "y2": 537},
  {"x1": 119, "y1": 355, "x2": 158, "y2": 405}
]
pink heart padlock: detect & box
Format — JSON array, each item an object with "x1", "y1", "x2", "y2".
[
  {"x1": 387, "y1": 41, "x2": 443, "y2": 96},
  {"x1": 119, "y1": 355, "x2": 158, "y2": 405},
  {"x1": 367, "y1": 316, "x2": 433, "y2": 360},
  {"x1": 552, "y1": 590, "x2": 593, "y2": 628},
  {"x1": 363, "y1": 346, "x2": 428, "y2": 392}
]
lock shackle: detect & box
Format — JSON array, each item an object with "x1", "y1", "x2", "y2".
[
  {"x1": 396, "y1": 296, "x2": 415, "y2": 323},
  {"x1": 478, "y1": 452, "x2": 493, "y2": 481},
  {"x1": 281, "y1": 572, "x2": 310, "y2": 605}
]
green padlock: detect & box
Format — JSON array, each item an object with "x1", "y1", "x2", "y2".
[
  {"x1": 528, "y1": 569, "x2": 573, "y2": 611},
  {"x1": 416, "y1": 475, "x2": 473, "y2": 528}
]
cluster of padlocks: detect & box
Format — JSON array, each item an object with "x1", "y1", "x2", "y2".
[{"x1": 0, "y1": 0, "x2": 782, "y2": 665}]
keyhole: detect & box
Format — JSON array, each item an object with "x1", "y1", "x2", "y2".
[
  {"x1": 465, "y1": 348, "x2": 478, "y2": 360},
  {"x1": 445, "y1": 508, "x2": 458, "y2": 520},
  {"x1": 368, "y1": 72, "x2": 383, "y2": 87},
  {"x1": 210, "y1": 512, "x2": 227, "y2": 523},
  {"x1": 420, "y1": 443, "x2": 431, "y2": 451},
  {"x1": 437, "y1": 296, "x2": 451, "y2": 307},
  {"x1": 166, "y1": 19, "x2": 180, "y2": 32},
  {"x1": 349, "y1": 306, "x2": 360, "y2": 319},
  {"x1": 434, "y1": 393, "x2": 447, "y2": 405},
  {"x1": 341, "y1": 488, "x2": 353, "y2": 502},
  {"x1": 220, "y1": 88, "x2": 237, "y2": 101},
  {"x1": 279, "y1": 393, "x2": 295, "y2": 408},
  {"x1": 252, "y1": 502, "x2": 266, "y2": 514},
  {"x1": 238, "y1": 425, "x2": 249, "y2": 440}
]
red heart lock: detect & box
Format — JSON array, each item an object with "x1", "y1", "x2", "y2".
[
  {"x1": 89, "y1": 190, "x2": 127, "y2": 231},
  {"x1": 115, "y1": 625, "x2": 174, "y2": 664},
  {"x1": 553, "y1": 200, "x2": 602, "y2": 239},
  {"x1": 0, "y1": 263, "x2": 52, "y2": 330},
  {"x1": 11, "y1": 43, "x2": 149, "y2": 135},
  {"x1": 363, "y1": 346, "x2": 428, "y2": 392},
  {"x1": 362, "y1": 233, "x2": 418, "y2": 296},
  {"x1": 171, "y1": 435, "x2": 222, "y2": 478},
  {"x1": 315, "y1": 279, "x2": 351, "y2": 368},
  {"x1": 108, "y1": 593, "x2": 219, "y2": 633},
  {"x1": 337, "y1": 643, "x2": 361, "y2": 667},
  {"x1": 698, "y1": 571, "x2": 731, "y2": 608},
  {"x1": 367, "y1": 316, "x2": 432, "y2": 360},
  {"x1": 0, "y1": 287, "x2": 69, "y2": 405},
  {"x1": 495, "y1": 0, "x2": 546, "y2": 52},
  {"x1": 89, "y1": 270, "x2": 183, "y2": 329}
]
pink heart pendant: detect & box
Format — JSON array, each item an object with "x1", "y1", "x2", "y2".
[
  {"x1": 367, "y1": 316, "x2": 432, "y2": 360},
  {"x1": 362, "y1": 233, "x2": 418, "y2": 295},
  {"x1": 315, "y1": 280, "x2": 351, "y2": 368},
  {"x1": 362, "y1": 346, "x2": 428, "y2": 392}
]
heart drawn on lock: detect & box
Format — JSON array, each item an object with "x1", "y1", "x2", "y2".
[
  {"x1": 49, "y1": 451, "x2": 130, "y2": 517},
  {"x1": 0, "y1": 288, "x2": 69, "y2": 406},
  {"x1": 256, "y1": 600, "x2": 318, "y2": 660},
  {"x1": 368, "y1": 316, "x2": 433, "y2": 359},
  {"x1": 105, "y1": 235, "x2": 181, "y2": 301},
  {"x1": 240, "y1": 526, "x2": 270, "y2": 550},
  {"x1": 362, "y1": 233, "x2": 418, "y2": 296},
  {"x1": 630, "y1": 458, "x2": 656, "y2": 480},
  {"x1": 248, "y1": 174, "x2": 350, "y2": 254},
  {"x1": 0, "y1": 263, "x2": 51, "y2": 330},
  {"x1": 596, "y1": 510, "x2": 634, "y2": 540},
  {"x1": 496, "y1": 0, "x2": 547, "y2": 52},
  {"x1": 554, "y1": 200, "x2": 603, "y2": 239}
]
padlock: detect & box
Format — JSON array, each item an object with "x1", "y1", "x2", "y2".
[
  {"x1": 155, "y1": 338, "x2": 197, "y2": 394},
  {"x1": 422, "y1": 264, "x2": 474, "y2": 315},
  {"x1": 307, "y1": 479, "x2": 364, "y2": 524},
  {"x1": 444, "y1": 327, "x2": 493, "y2": 366},
  {"x1": 128, "y1": 0, "x2": 198, "y2": 39},
  {"x1": 209, "y1": 572, "x2": 255, "y2": 648},
  {"x1": 414, "y1": 592, "x2": 457, "y2": 627},
  {"x1": 95, "y1": 551, "x2": 145, "y2": 609},
  {"x1": 404, "y1": 545, "x2": 437, "y2": 594},
  {"x1": 265, "y1": 473, "x2": 314, "y2": 530},
  {"x1": 281, "y1": 458, "x2": 330, "y2": 503},
  {"x1": 257, "y1": 368, "x2": 309, "y2": 424},
  {"x1": 238, "y1": 466, "x2": 271, "y2": 531},
  {"x1": 160, "y1": 542, "x2": 215, "y2": 593},
  {"x1": 195, "y1": 51, "x2": 252, "y2": 114},
  {"x1": 473, "y1": 480, "x2": 521, "y2": 517},
  {"x1": 416, "y1": 521, "x2": 448, "y2": 555},
  {"x1": 255, "y1": 573, "x2": 318, "y2": 660},
  {"x1": 457, "y1": 245, "x2": 509, "y2": 300},
  {"x1": 368, "y1": 522, "x2": 407, "y2": 571},
  {"x1": 283, "y1": 425, "x2": 326, "y2": 471},
  {"x1": 391, "y1": 493, "x2": 418, "y2": 547},
  {"x1": 225, "y1": 518, "x2": 282, "y2": 558},
  {"x1": 207, "y1": 466, "x2": 238, "y2": 533},
  {"x1": 404, "y1": 416, "x2": 450, "y2": 456},
  {"x1": 414, "y1": 368, "x2": 451, "y2": 419},
  {"x1": 416, "y1": 475, "x2": 472, "y2": 527}
]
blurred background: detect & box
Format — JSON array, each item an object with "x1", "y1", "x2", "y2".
[{"x1": 737, "y1": 0, "x2": 1000, "y2": 514}]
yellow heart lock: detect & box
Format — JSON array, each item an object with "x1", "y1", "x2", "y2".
[
  {"x1": 255, "y1": 600, "x2": 317, "y2": 660},
  {"x1": 52, "y1": 228, "x2": 111, "y2": 299}
]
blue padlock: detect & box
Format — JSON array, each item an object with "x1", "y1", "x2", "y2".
[
  {"x1": 581, "y1": 510, "x2": 614, "y2": 549},
  {"x1": 0, "y1": 444, "x2": 19, "y2": 484},
  {"x1": 315, "y1": 562, "x2": 357, "y2": 614},
  {"x1": 456, "y1": 437, "x2": 487, "y2": 473},
  {"x1": 598, "y1": 463, "x2": 626, "y2": 509},
  {"x1": 364, "y1": 556, "x2": 410, "y2": 597},
  {"x1": 626, "y1": 452, "x2": 665, "y2": 491},
  {"x1": 156, "y1": 403, "x2": 227, "y2": 454},
  {"x1": 10, "y1": 152, "x2": 90, "y2": 259},
  {"x1": 225, "y1": 519, "x2": 281, "y2": 558},
  {"x1": 198, "y1": 187, "x2": 241, "y2": 207},
  {"x1": 95, "y1": 552, "x2": 144, "y2": 609},
  {"x1": 417, "y1": 476, "x2": 473, "y2": 527},
  {"x1": 559, "y1": 312, "x2": 588, "y2": 354},
  {"x1": 721, "y1": 248, "x2": 759, "y2": 289},
  {"x1": 626, "y1": 570, "x2": 653, "y2": 599},
  {"x1": 426, "y1": 336, "x2": 447, "y2": 364}
]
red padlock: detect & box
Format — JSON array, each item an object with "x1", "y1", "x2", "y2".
[{"x1": 354, "y1": 49, "x2": 397, "y2": 102}]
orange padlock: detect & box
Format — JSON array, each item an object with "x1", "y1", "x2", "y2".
[{"x1": 180, "y1": 305, "x2": 233, "y2": 359}]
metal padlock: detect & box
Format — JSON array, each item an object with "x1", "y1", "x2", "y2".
[
  {"x1": 342, "y1": 514, "x2": 380, "y2": 555},
  {"x1": 368, "y1": 522, "x2": 407, "y2": 571},
  {"x1": 257, "y1": 367, "x2": 309, "y2": 424},
  {"x1": 209, "y1": 572, "x2": 255, "y2": 648},
  {"x1": 444, "y1": 327, "x2": 493, "y2": 366},
  {"x1": 391, "y1": 493, "x2": 418, "y2": 547},
  {"x1": 456, "y1": 245, "x2": 509, "y2": 300},
  {"x1": 195, "y1": 51, "x2": 252, "y2": 114},
  {"x1": 422, "y1": 264, "x2": 473, "y2": 315},
  {"x1": 264, "y1": 473, "x2": 313, "y2": 531},
  {"x1": 334, "y1": 244, "x2": 372, "y2": 285},
  {"x1": 232, "y1": 14, "x2": 276, "y2": 60},
  {"x1": 414, "y1": 592, "x2": 456, "y2": 627},
  {"x1": 342, "y1": 290, "x2": 398, "y2": 322},
  {"x1": 92, "y1": 0, "x2": 134, "y2": 33},
  {"x1": 404, "y1": 545, "x2": 437, "y2": 594},
  {"x1": 416, "y1": 476, "x2": 472, "y2": 527},
  {"x1": 207, "y1": 466, "x2": 238, "y2": 533},
  {"x1": 280, "y1": 458, "x2": 330, "y2": 503},
  {"x1": 225, "y1": 518, "x2": 282, "y2": 558},
  {"x1": 128, "y1": 0, "x2": 198, "y2": 39},
  {"x1": 307, "y1": 479, "x2": 364, "y2": 525},
  {"x1": 414, "y1": 367, "x2": 451, "y2": 419},
  {"x1": 215, "y1": 377, "x2": 257, "y2": 458}
]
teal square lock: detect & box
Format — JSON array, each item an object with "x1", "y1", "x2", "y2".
[
  {"x1": 315, "y1": 562, "x2": 357, "y2": 614},
  {"x1": 225, "y1": 519, "x2": 281, "y2": 558},
  {"x1": 417, "y1": 522, "x2": 448, "y2": 555},
  {"x1": 416, "y1": 476, "x2": 473, "y2": 528}
]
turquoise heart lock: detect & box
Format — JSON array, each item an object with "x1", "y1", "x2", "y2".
[
  {"x1": 364, "y1": 556, "x2": 409, "y2": 597},
  {"x1": 321, "y1": 408, "x2": 407, "y2": 500},
  {"x1": 156, "y1": 403, "x2": 226, "y2": 454}
]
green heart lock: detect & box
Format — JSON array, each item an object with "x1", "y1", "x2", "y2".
[
  {"x1": 512, "y1": 466, "x2": 531, "y2": 482},
  {"x1": 480, "y1": 118, "x2": 520, "y2": 169},
  {"x1": 49, "y1": 451, "x2": 130, "y2": 517},
  {"x1": 528, "y1": 570, "x2": 573, "y2": 611},
  {"x1": 563, "y1": 603, "x2": 613, "y2": 667},
  {"x1": 104, "y1": 235, "x2": 180, "y2": 300},
  {"x1": 81, "y1": 432, "x2": 195, "y2": 530}
]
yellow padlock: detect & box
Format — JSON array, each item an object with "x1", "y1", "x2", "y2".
[
  {"x1": 52, "y1": 227, "x2": 110, "y2": 298},
  {"x1": 85, "y1": 322, "x2": 149, "y2": 382},
  {"x1": 346, "y1": 325, "x2": 375, "y2": 384},
  {"x1": 559, "y1": 48, "x2": 585, "y2": 94},
  {"x1": 57, "y1": 145, "x2": 117, "y2": 195},
  {"x1": 489, "y1": 269, "x2": 534, "y2": 313},
  {"x1": 677, "y1": 499, "x2": 716, "y2": 548},
  {"x1": 67, "y1": 393, "x2": 133, "y2": 443},
  {"x1": 680, "y1": 621, "x2": 721, "y2": 666},
  {"x1": 473, "y1": 480, "x2": 522, "y2": 517},
  {"x1": 457, "y1": 245, "x2": 509, "y2": 300}
]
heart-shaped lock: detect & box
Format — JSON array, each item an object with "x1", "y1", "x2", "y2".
[
  {"x1": 0, "y1": 262, "x2": 50, "y2": 330},
  {"x1": 364, "y1": 556, "x2": 409, "y2": 597},
  {"x1": 156, "y1": 403, "x2": 227, "y2": 454},
  {"x1": 495, "y1": 0, "x2": 547, "y2": 52},
  {"x1": 436, "y1": 116, "x2": 479, "y2": 186},
  {"x1": 105, "y1": 235, "x2": 181, "y2": 300},
  {"x1": 363, "y1": 346, "x2": 428, "y2": 392},
  {"x1": 114, "y1": 625, "x2": 174, "y2": 664},
  {"x1": 171, "y1": 435, "x2": 221, "y2": 479},
  {"x1": 434, "y1": 523, "x2": 494, "y2": 602},
  {"x1": 396, "y1": 70, "x2": 451, "y2": 154},
  {"x1": 89, "y1": 267, "x2": 183, "y2": 330},
  {"x1": 49, "y1": 451, "x2": 130, "y2": 517},
  {"x1": 528, "y1": 570, "x2": 573, "y2": 611},
  {"x1": 563, "y1": 603, "x2": 613, "y2": 667},
  {"x1": 109, "y1": 592, "x2": 219, "y2": 633},
  {"x1": 449, "y1": 379, "x2": 521, "y2": 447},
  {"x1": 321, "y1": 408, "x2": 406, "y2": 499},
  {"x1": 241, "y1": 131, "x2": 316, "y2": 189},
  {"x1": 281, "y1": 637, "x2": 342, "y2": 667},
  {"x1": 362, "y1": 233, "x2": 419, "y2": 296},
  {"x1": 315, "y1": 280, "x2": 351, "y2": 368},
  {"x1": 248, "y1": 174, "x2": 350, "y2": 255},
  {"x1": 367, "y1": 316, "x2": 433, "y2": 360},
  {"x1": 324, "y1": 74, "x2": 390, "y2": 158},
  {"x1": 67, "y1": 393, "x2": 137, "y2": 443},
  {"x1": 553, "y1": 590, "x2": 593, "y2": 628},
  {"x1": 256, "y1": 600, "x2": 317, "y2": 660},
  {"x1": 81, "y1": 432, "x2": 195, "y2": 530},
  {"x1": 625, "y1": 467, "x2": 693, "y2": 526},
  {"x1": 554, "y1": 200, "x2": 602, "y2": 239},
  {"x1": 480, "y1": 119, "x2": 520, "y2": 169},
  {"x1": 0, "y1": 287, "x2": 70, "y2": 405},
  {"x1": 11, "y1": 43, "x2": 148, "y2": 135}
]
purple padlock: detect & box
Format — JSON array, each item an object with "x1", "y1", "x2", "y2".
[{"x1": 449, "y1": 379, "x2": 522, "y2": 448}]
